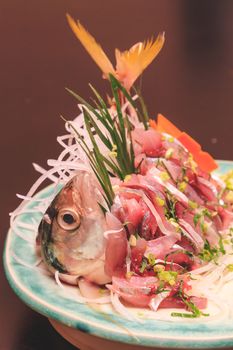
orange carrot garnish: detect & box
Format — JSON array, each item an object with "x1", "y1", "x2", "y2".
[
  {"x1": 177, "y1": 132, "x2": 201, "y2": 154},
  {"x1": 149, "y1": 119, "x2": 157, "y2": 129},
  {"x1": 157, "y1": 114, "x2": 182, "y2": 138},
  {"x1": 155, "y1": 114, "x2": 217, "y2": 173},
  {"x1": 192, "y1": 151, "x2": 218, "y2": 173}
]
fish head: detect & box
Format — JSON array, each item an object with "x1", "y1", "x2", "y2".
[{"x1": 37, "y1": 171, "x2": 108, "y2": 282}]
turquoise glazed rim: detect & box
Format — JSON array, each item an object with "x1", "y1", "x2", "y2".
[{"x1": 3, "y1": 160, "x2": 233, "y2": 349}]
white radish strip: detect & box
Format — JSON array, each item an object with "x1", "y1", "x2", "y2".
[
  {"x1": 57, "y1": 143, "x2": 81, "y2": 161},
  {"x1": 56, "y1": 134, "x2": 75, "y2": 149},
  {"x1": 110, "y1": 291, "x2": 140, "y2": 323},
  {"x1": 198, "y1": 177, "x2": 218, "y2": 196},
  {"x1": 27, "y1": 165, "x2": 70, "y2": 197},
  {"x1": 179, "y1": 219, "x2": 204, "y2": 248},
  {"x1": 188, "y1": 291, "x2": 230, "y2": 322},
  {"x1": 16, "y1": 193, "x2": 51, "y2": 202},
  {"x1": 148, "y1": 168, "x2": 189, "y2": 204},
  {"x1": 34, "y1": 258, "x2": 43, "y2": 266},
  {"x1": 10, "y1": 203, "x2": 51, "y2": 229},
  {"x1": 33, "y1": 163, "x2": 60, "y2": 183},
  {"x1": 216, "y1": 254, "x2": 233, "y2": 266},
  {"x1": 12, "y1": 174, "x2": 55, "y2": 219},
  {"x1": 199, "y1": 267, "x2": 225, "y2": 285},
  {"x1": 222, "y1": 272, "x2": 233, "y2": 284},
  {"x1": 57, "y1": 151, "x2": 76, "y2": 163},
  {"x1": 47, "y1": 160, "x2": 90, "y2": 172},
  {"x1": 11, "y1": 164, "x2": 73, "y2": 218},
  {"x1": 55, "y1": 271, "x2": 65, "y2": 289},
  {"x1": 149, "y1": 292, "x2": 170, "y2": 312},
  {"x1": 103, "y1": 228, "x2": 123, "y2": 239},
  {"x1": 45, "y1": 162, "x2": 76, "y2": 182},
  {"x1": 172, "y1": 244, "x2": 184, "y2": 250},
  {"x1": 57, "y1": 153, "x2": 79, "y2": 167},
  {"x1": 190, "y1": 263, "x2": 216, "y2": 275},
  {"x1": 57, "y1": 139, "x2": 77, "y2": 150},
  {"x1": 207, "y1": 296, "x2": 230, "y2": 320},
  {"x1": 126, "y1": 257, "x2": 131, "y2": 274},
  {"x1": 57, "y1": 146, "x2": 76, "y2": 158},
  {"x1": 213, "y1": 273, "x2": 225, "y2": 293}
]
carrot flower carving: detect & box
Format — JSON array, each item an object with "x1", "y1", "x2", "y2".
[{"x1": 66, "y1": 14, "x2": 165, "y2": 90}]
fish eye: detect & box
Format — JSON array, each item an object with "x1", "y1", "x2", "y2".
[{"x1": 57, "y1": 209, "x2": 81, "y2": 231}]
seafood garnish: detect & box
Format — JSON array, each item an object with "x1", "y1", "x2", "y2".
[{"x1": 11, "y1": 15, "x2": 233, "y2": 321}]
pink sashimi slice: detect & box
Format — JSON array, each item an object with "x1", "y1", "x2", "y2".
[
  {"x1": 104, "y1": 213, "x2": 128, "y2": 277},
  {"x1": 132, "y1": 128, "x2": 162, "y2": 157},
  {"x1": 145, "y1": 235, "x2": 178, "y2": 259}
]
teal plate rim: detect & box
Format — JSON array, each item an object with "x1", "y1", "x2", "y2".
[{"x1": 3, "y1": 160, "x2": 233, "y2": 349}]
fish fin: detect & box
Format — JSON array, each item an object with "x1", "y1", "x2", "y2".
[
  {"x1": 115, "y1": 32, "x2": 165, "y2": 90},
  {"x1": 66, "y1": 14, "x2": 115, "y2": 78}
]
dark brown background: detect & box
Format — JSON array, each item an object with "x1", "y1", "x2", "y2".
[{"x1": 1, "y1": 1, "x2": 233, "y2": 349}]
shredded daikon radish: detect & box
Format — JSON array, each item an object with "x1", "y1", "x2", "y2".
[
  {"x1": 110, "y1": 291, "x2": 141, "y2": 322},
  {"x1": 103, "y1": 228, "x2": 123, "y2": 239},
  {"x1": 55, "y1": 270, "x2": 65, "y2": 289},
  {"x1": 33, "y1": 163, "x2": 60, "y2": 183},
  {"x1": 149, "y1": 292, "x2": 170, "y2": 312}
]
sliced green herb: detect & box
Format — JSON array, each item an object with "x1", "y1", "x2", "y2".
[
  {"x1": 139, "y1": 259, "x2": 147, "y2": 273},
  {"x1": 198, "y1": 239, "x2": 226, "y2": 263}
]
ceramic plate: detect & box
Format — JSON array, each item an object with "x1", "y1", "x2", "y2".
[{"x1": 4, "y1": 160, "x2": 233, "y2": 349}]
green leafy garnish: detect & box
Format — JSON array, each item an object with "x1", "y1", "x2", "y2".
[
  {"x1": 139, "y1": 259, "x2": 147, "y2": 273},
  {"x1": 226, "y1": 264, "x2": 233, "y2": 272},
  {"x1": 193, "y1": 209, "x2": 212, "y2": 230},
  {"x1": 171, "y1": 281, "x2": 209, "y2": 318},
  {"x1": 198, "y1": 239, "x2": 226, "y2": 263},
  {"x1": 147, "y1": 253, "x2": 156, "y2": 266},
  {"x1": 132, "y1": 86, "x2": 149, "y2": 129},
  {"x1": 165, "y1": 190, "x2": 177, "y2": 221},
  {"x1": 157, "y1": 270, "x2": 178, "y2": 286},
  {"x1": 65, "y1": 76, "x2": 149, "y2": 207}
]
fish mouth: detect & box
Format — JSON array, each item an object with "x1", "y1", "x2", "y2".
[{"x1": 38, "y1": 206, "x2": 68, "y2": 274}]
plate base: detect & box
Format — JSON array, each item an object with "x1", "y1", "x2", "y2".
[{"x1": 49, "y1": 318, "x2": 161, "y2": 350}]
